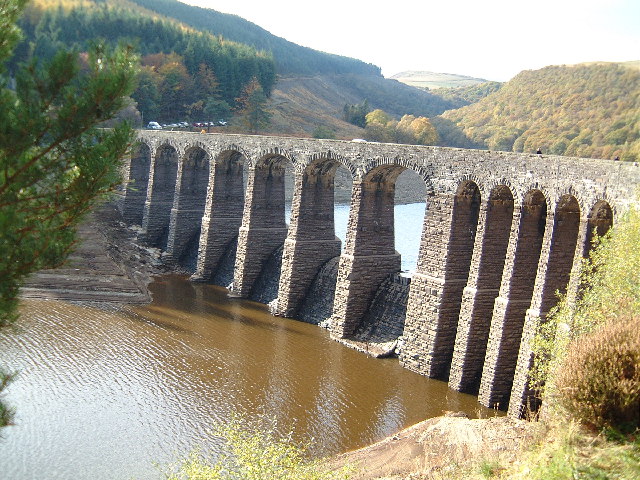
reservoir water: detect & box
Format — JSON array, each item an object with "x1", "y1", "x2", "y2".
[
  {"x1": 297, "y1": 202, "x2": 424, "y2": 271},
  {"x1": 1, "y1": 203, "x2": 494, "y2": 479}
]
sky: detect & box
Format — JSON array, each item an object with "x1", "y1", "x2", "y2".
[{"x1": 179, "y1": 0, "x2": 639, "y2": 81}]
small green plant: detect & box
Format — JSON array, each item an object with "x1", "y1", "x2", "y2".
[
  {"x1": 478, "y1": 459, "x2": 503, "y2": 478},
  {"x1": 164, "y1": 416, "x2": 352, "y2": 480}
]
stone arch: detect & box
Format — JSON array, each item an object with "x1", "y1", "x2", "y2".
[
  {"x1": 361, "y1": 156, "x2": 434, "y2": 195},
  {"x1": 543, "y1": 194, "x2": 582, "y2": 308},
  {"x1": 291, "y1": 156, "x2": 349, "y2": 241},
  {"x1": 140, "y1": 142, "x2": 180, "y2": 249},
  {"x1": 122, "y1": 141, "x2": 152, "y2": 225},
  {"x1": 306, "y1": 150, "x2": 358, "y2": 181},
  {"x1": 231, "y1": 152, "x2": 295, "y2": 298},
  {"x1": 479, "y1": 188, "x2": 548, "y2": 409},
  {"x1": 448, "y1": 178, "x2": 482, "y2": 291},
  {"x1": 274, "y1": 155, "x2": 349, "y2": 318},
  {"x1": 584, "y1": 199, "x2": 614, "y2": 256},
  {"x1": 330, "y1": 163, "x2": 410, "y2": 337},
  {"x1": 192, "y1": 148, "x2": 248, "y2": 283},
  {"x1": 346, "y1": 163, "x2": 408, "y2": 257},
  {"x1": 157, "y1": 138, "x2": 183, "y2": 158},
  {"x1": 217, "y1": 143, "x2": 252, "y2": 165},
  {"x1": 164, "y1": 145, "x2": 211, "y2": 269}
]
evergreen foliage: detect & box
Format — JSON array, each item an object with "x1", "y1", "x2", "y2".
[
  {"x1": 0, "y1": 0, "x2": 138, "y2": 427},
  {"x1": 234, "y1": 77, "x2": 272, "y2": 133},
  {"x1": 439, "y1": 64, "x2": 640, "y2": 160},
  {"x1": 342, "y1": 100, "x2": 370, "y2": 128}
]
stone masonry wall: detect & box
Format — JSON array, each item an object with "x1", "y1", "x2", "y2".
[{"x1": 125, "y1": 131, "x2": 640, "y2": 417}]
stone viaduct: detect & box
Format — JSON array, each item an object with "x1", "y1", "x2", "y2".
[{"x1": 121, "y1": 130, "x2": 640, "y2": 417}]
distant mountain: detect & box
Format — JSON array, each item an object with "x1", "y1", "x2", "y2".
[
  {"x1": 436, "y1": 62, "x2": 640, "y2": 161},
  {"x1": 390, "y1": 71, "x2": 490, "y2": 89}
]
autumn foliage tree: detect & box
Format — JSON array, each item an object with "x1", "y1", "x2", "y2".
[
  {"x1": 365, "y1": 109, "x2": 439, "y2": 146},
  {"x1": 235, "y1": 77, "x2": 271, "y2": 133}
]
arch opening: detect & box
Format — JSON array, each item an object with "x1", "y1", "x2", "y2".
[
  {"x1": 233, "y1": 153, "x2": 294, "y2": 300},
  {"x1": 332, "y1": 164, "x2": 353, "y2": 252},
  {"x1": 122, "y1": 142, "x2": 151, "y2": 225},
  {"x1": 142, "y1": 144, "x2": 179, "y2": 249},
  {"x1": 545, "y1": 195, "x2": 581, "y2": 304},
  {"x1": 584, "y1": 200, "x2": 613, "y2": 257},
  {"x1": 276, "y1": 158, "x2": 353, "y2": 320},
  {"x1": 167, "y1": 146, "x2": 210, "y2": 271},
  {"x1": 394, "y1": 169, "x2": 428, "y2": 273},
  {"x1": 193, "y1": 149, "x2": 247, "y2": 285}
]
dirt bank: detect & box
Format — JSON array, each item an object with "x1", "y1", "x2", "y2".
[
  {"x1": 329, "y1": 413, "x2": 539, "y2": 479},
  {"x1": 20, "y1": 202, "x2": 165, "y2": 305}
]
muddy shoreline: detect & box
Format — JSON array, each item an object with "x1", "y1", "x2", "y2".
[{"x1": 20, "y1": 202, "x2": 164, "y2": 305}]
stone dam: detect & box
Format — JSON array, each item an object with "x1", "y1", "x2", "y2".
[{"x1": 120, "y1": 130, "x2": 640, "y2": 418}]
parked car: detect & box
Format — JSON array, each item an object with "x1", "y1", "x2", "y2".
[
  {"x1": 147, "y1": 121, "x2": 162, "y2": 130},
  {"x1": 217, "y1": 120, "x2": 227, "y2": 126}
]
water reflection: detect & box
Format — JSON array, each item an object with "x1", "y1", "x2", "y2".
[{"x1": 1, "y1": 275, "x2": 492, "y2": 480}]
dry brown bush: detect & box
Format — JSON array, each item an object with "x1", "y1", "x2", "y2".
[{"x1": 554, "y1": 314, "x2": 640, "y2": 432}]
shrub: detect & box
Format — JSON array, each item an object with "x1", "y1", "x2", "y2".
[
  {"x1": 531, "y1": 202, "x2": 640, "y2": 400},
  {"x1": 553, "y1": 314, "x2": 640, "y2": 432},
  {"x1": 164, "y1": 416, "x2": 352, "y2": 480}
]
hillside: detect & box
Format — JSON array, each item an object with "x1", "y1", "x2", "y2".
[
  {"x1": 390, "y1": 70, "x2": 490, "y2": 89},
  {"x1": 125, "y1": 0, "x2": 458, "y2": 124},
  {"x1": 127, "y1": 0, "x2": 381, "y2": 77},
  {"x1": 15, "y1": 0, "x2": 459, "y2": 132},
  {"x1": 14, "y1": 2, "x2": 639, "y2": 158},
  {"x1": 266, "y1": 74, "x2": 470, "y2": 139},
  {"x1": 437, "y1": 62, "x2": 640, "y2": 161}
]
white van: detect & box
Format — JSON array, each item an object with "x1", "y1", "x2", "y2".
[{"x1": 147, "y1": 121, "x2": 162, "y2": 130}]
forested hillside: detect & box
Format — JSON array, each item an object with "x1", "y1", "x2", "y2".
[
  {"x1": 11, "y1": 0, "x2": 454, "y2": 130},
  {"x1": 126, "y1": 0, "x2": 381, "y2": 76},
  {"x1": 438, "y1": 63, "x2": 640, "y2": 161},
  {"x1": 11, "y1": 0, "x2": 276, "y2": 123},
  {"x1": 124, "y1": 0, "x2": 459, "y2": 123},
  {"x1": 11, "y1": 1, "x2": 637, "y2": 153}
]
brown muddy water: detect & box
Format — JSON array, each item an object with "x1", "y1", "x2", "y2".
[{"x1": 1, "y1": 275, "x2": 494, "y2": 480}]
